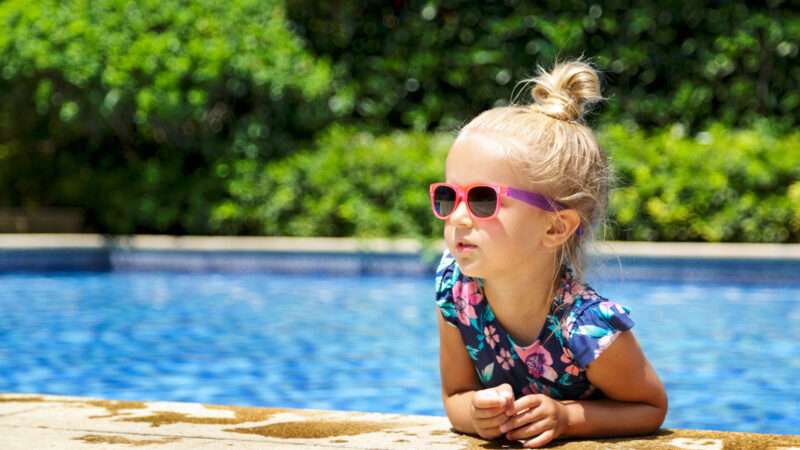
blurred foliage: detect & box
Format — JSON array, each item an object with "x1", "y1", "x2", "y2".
[
  {"x1": 1, "y1": 0, "x2": 798, "y2": 242},
  {"x1": 287, "y1": 0, "x2": 800, "y2": 132},
  {"x1": 0, "y1": 0, "x2": 331, "y2": 233},
  {"x1": 213, "y1": 124, "x2": 800, "y2": 242},
  {"x1": 606, "y1": 122, "x2": 800, "y2": 242},
  {"x1": 210, "y1": 125, "x2": 451, "y2": 238}
]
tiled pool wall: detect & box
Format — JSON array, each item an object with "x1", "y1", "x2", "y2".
[
  {"x1": 1, "y1": 234, "x2": 799, "y2": 284},
  {"x1": 0, "y1": 248, "x2": 428, "y2": 276}
]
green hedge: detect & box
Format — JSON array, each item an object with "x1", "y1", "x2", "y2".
[
  {"x1": 287, "y1": 1, "x2": 800, "y2": 132},
  {"x1": 210, "y1": 125, "x2": 451, "y2": 238},
  {"x1": 0, "y1": 0, "x2": 331, "y2": 233},
  {"x1": 213, "y1": 124, "x2": 800, "y2": 243},
  {"x1": 2, "y1": 0, "x2": 799, "y2": 240},
  {"x1": 606, "y1": 123, "x2": 800, "y2": 242}
]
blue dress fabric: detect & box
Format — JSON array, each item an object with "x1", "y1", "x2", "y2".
[{"x1": 435, "y1": 250, "x2": 634, "y2": 400}]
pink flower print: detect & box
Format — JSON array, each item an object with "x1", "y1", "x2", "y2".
[
  {"x1": 560, "y1": 347, "x2": 581, "y2": 376},
  {"x1": 483, "y1": 325, "x2": 500, "y2": 349},
  {"x1": 451, "y1": 280, "x2": 482, "y2": 326},
  {"x1": 560, "y1": 347, "x2": 574, "y2": 364},
  {"x1": 522, "y1": 382, "x2": 553, "y2": 397},
  {"x1": 580, "y1": 285, "x2": 599, "y2": 301},
  {"x1": 565, "y1": 364, "x2": 581, "y2": 376},
  {"x1": 495, "y1": 348, "x2": 514, "y2": 370},
  {"x1": 513, "y1": 342, "x2": 558, "y2": 382},
  {"x1": 569, "y1": 280, "x2": 601, "y2": 301}
]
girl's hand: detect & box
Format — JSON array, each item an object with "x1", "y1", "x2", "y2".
[
  {"x1": 499, "y1": 394, "x2": 567, "y2": 448},
  {"x1": 470, "y1": 383, "x2": 515, "y2": 439}
]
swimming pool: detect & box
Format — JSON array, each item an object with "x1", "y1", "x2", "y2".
[{"x1": 1, "y1": 269, "x2": 798, "y2": 434}]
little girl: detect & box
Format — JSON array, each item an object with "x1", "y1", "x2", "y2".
[{"x1": 431, "y1": 60, "x2": 667, "y2": 448}]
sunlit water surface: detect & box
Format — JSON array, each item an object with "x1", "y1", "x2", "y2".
[{"x1": 1, "y1": 271, "x2": 798, "y2": 434}]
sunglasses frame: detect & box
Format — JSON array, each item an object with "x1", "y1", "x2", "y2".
[{"x1": 429, "y1": 182, "x2": 569, "y2": 221}]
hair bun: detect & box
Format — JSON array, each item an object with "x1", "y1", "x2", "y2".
[{"x1": 528, "y1": 60, "x2": 603, "y2": 122}]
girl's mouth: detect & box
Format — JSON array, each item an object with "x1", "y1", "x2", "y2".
[{"x1": 457, "y1": 242, "x2": 478, "y2": 252}]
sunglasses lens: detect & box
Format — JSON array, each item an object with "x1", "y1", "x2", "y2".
[
  {"x1": 433, "y1": 185, "x2": 457, "y2": 217},
  {"x1": 468, "y1": 186, "x2": 498, "y2": 217}
]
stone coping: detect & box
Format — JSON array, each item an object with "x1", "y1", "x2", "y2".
[
  {"x1": 1, "y1": 393, "x2": 798, "y2": 449},
  {"x1": 2, "y1": 234, "x2": 800, "y2": 260},
  {"x1": 0, "y1": 234, "x2": 422, "y2": 253}
]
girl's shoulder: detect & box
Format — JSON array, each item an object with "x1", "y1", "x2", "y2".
[{"x1": 557, "y1": 272, "x2": 635, "y2": 369}]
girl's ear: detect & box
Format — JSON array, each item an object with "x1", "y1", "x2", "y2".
[{"x1": 542, "y1": 209, "x2": 582, "y2": 249}]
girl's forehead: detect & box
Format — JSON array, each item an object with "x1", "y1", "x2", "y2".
[{"x1": 445, "y1": 132, "x2": 526, "y2": 186}]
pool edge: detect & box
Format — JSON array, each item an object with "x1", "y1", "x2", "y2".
[
  {"x1": 0, "y1": 393, "x2": 797, "y2": 449},
  {"x1": 2, "y1": 234, "x2": 799, "y2": 259},
  {"x1": 2, "y1": 234, "x2": 800, "y2": 282}
]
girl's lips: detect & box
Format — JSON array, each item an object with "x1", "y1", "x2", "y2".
[{"x1": 456, "y1": 242, "x2": 478, "y2": 252}]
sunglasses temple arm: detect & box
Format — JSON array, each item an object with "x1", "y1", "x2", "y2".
[
  {"x1": 506, "y1": 187, "x2": 567, "y2": 212},
  {"x1": 507, "y1": 188, "x2": 584, "y2": 235}
]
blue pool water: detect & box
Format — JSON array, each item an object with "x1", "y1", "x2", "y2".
[{"x1": 1, "y1": 270, "x2": 798, "y2": 434}]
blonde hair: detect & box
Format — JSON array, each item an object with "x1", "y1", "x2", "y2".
[{"x1": 458, "y1": 59, "x2": 610, "y2": 280}]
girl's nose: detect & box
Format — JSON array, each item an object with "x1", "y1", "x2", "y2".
[{"x1": 449, "y1": 201, "x2": 473, "y2": 227}]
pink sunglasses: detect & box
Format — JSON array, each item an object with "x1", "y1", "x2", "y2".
[
  {"x1": 429, "y1": 182, "x2": 569, "y2": 220},
  {"x1": 429, "y1": 182, "x2": 583, "y2": 235}
]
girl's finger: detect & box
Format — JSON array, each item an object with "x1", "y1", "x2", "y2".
[
  {"x1": 505, "y1": 417, "x2": 553, "y2": 441},
  {"x1": 474, "y1": 412, "x2": 510, "y2": 429},
  {"x1": 495, "y1": 384, "x2": 515, "y2": 409},
  {"x1": 472, "y1": 405, "x2": 507, "y2": 419},
  {"x1": 523, "y1": 430, "x2": 557, "y2": 448},
  {"x1": 498, "y1": 407, "x2": 546, "y2": 433},
  {"x1": 472, "y1": 390, "x2": 506, "y2": 409},
  {"x1": 507, "y1": 394, "x2": 544, "y2": 416}
]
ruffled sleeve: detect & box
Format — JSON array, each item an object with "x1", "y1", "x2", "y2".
[
  {"x1": 434, "y1": 250, "x2": 460, "y2": 327},
  {"x1": 566, "y1": 300, "x2": 634, "y2": 369}
]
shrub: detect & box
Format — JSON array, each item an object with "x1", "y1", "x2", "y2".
[
  {"x1": 214, "y1": 124, "x2": 800, "y2": 243},
  {"x1": 0, "y1": 0, "x2": 331, "y2": 233},
  {"x1": 288, "y1": 1, "x2": 800, "y2": 132},
  {"x1": 605, "y1": 123, "x2": 800, "y2": 242},
  {"x1": 211, "y1": 125, "x2": 451, "y2": 238}
]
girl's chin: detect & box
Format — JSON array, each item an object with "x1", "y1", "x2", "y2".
[{"x1": 453, "y1": 255, "x2": 487, "y2": 278}]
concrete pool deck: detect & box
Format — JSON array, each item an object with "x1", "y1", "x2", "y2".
[
  {"x1": 3, "y1": 234, "x2": 800, "y2": 258},
  {"x1": 2, "y1": 393, "x2": 799, "y2": 449}
]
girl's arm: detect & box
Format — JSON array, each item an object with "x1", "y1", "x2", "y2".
[
  {"x1": 437, "y1": 312, "x2": 514, "y2": 438},
  {"x1": 561, "y1": 330, "x2": 668, "y2": 436},
  {"x1": 501, "y1": 330, "x2": 667, "y2": 447}
]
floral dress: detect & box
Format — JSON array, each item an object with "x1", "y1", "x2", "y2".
[{"x1": 435, "y1": 250, "x2": 634, "y2": 400}]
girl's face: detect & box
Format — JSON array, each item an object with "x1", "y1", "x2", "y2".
[{"x1": 443, "y1": 131, "x2": 555, "y2": 280}]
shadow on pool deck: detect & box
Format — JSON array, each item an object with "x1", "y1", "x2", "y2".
[{"x1": 1, "y1": 394, "x2": 798, "y2": 449}]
